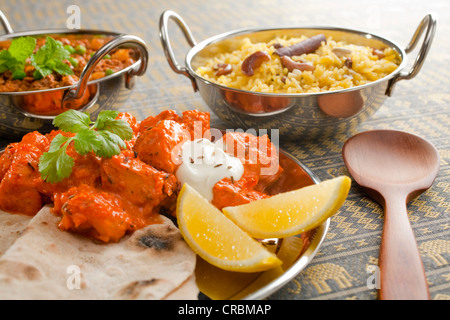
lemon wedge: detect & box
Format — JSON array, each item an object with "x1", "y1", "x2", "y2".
[
  {"x1": 176, "y1": 183, "x2": 282, "y2": 273},
  {"x1": 277, "y1": 236, "x2": 304, "y2": 270},
  {"x1": 222, "y1": 176, "x2": 351, "y2": 239}
]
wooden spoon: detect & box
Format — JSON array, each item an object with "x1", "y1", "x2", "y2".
[{"x1": 342, "y1": 130, "x2": 439, "y2": 300}]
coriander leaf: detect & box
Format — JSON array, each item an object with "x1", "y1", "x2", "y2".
[
  {"x1": 39, "y1": 151, "x2": 63, "y2": 183},
  {"x1": 55, "y1": 148, "x2": 75, "y2": 180},
  {"x1": 94, "y1": 110, "x2": 133, "y2": 141},
  {"x1": 39, "y1": 133, "x2": 75, "y2": 183},
  {"x1": 47, "y1": 133, "x2": 73, "y2": 152},
  {"x1": 53, "y1": 109, "x2": 91, "y2": 133},
  {"x1": 73, "y1": 129, "x2": 102, "y2": 155},
  {"x1": 94, "y1": 110, "x2": 120, "y2": 130},
  {"x1": 105, "y1": 119, "x2": 134, "y2": 141},
  {"x1": 95, "y1": 130, "x2": 126, "y2": 158},
  {"x1": 39, "y1": 109, "x2": 134, "y2": 183},
  {"x1": 97, "y1": 118, "x2": 134, "y2": 141},
  {"x1": 31, "y1": 36, "x2": 74, "y2": 78}
]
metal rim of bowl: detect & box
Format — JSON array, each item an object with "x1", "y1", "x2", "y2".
[
  {"x1": 185, "y1": 26, "x2": 407, "y2": 98},
  {"x1": 241, "y1": 149, "x2": 328, "y2": 300},
  {"x1": 160, "y1": 10, "x2": 436, "y2": 104}
]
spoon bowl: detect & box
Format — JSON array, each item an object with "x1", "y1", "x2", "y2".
[{"x1": 342, "y1": 129, "x2": 439, "y2": 300}]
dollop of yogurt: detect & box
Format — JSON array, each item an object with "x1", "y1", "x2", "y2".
[{"x1": 175, "y1": 138, "x2": 244, "y2": 201}]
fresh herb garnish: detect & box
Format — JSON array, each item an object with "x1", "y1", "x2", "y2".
[
  {"x1": 39, "y1": 110, "x2": 134, "y2": 183},
  {"x1": 0, "y1": 36, "x2": 36, "y2": 79},
  {"x1": 30, "y1": 36, "x2": 74, "y2": 79}
]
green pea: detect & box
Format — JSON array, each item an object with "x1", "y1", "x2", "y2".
[
  {"x1": 68, "y1": 57, "x2": 79, "y2": 67},
  {"x1": 75, "y1": 44, "x2": 87, "y2": 54},
  {"x1": 64, "y1": 45, "x2": 76, "y2": 54},
  {"x1": 105, "y1": 69, "x2": 114, "y2": 76},
  {"x1": 12, "y1": 70, "x2": 26, "y2": 80},
  {"x1": 33, "y1": 70, "x2": 43, "y2": 80},
  {"x1": 103, "y1": 54, "x2": 111, "y2": 59}
]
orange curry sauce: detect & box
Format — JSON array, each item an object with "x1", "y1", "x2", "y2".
[{"x1": 0, "y1": 110, "x2": 282, "y2": 243}]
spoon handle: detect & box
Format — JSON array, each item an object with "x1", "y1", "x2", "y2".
[{"x1": 379, "y1": 195, "x2": 430, "y2": 300}]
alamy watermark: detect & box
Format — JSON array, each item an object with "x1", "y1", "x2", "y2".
[
  {"x1": 66, "y1": 5, "x2": 81, "y2": 29},
  {"x1": 169, "y1": 121, "x2": 280, "y2": 176},
  {"x1": 366, "y1": 265, "x2": 381, "y2": 289},
  {"x1": 66, "y1": 265, "x2": 81, "y2": 290}
]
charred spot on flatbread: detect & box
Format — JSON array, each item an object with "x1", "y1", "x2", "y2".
[
  {"x1": 116, "y1": 279, "x2": 162, "y2": 299},
  {"x1": 138, "y1": 234, "x2": 173, "y2": 251},
  {"x1": 137, "y1": 223, "x2": 179, "y2": 251}
]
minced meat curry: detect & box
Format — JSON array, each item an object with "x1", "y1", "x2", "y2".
[{"x1": 0, "y1": 34, "x2": 137, "y2": 115}]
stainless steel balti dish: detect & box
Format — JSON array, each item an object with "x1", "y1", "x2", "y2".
[
  {"x1": 160, "y1": 10, "x2": 436, "y2": 140},
  {"x1": 0, "y1": 10, "x2": 148, "y2": 138}
]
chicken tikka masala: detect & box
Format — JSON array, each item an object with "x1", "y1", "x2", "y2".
[{"x1": 0, "y1": 110, "x2": 282, "y2": 243}]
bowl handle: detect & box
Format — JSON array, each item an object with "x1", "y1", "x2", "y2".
[
  {"x1": 62, "y1": 34, "x2": 148, "y2": 109},
  {"x1": 0, "y1": 10, "x2": 13, "y2": 34},
  {"x1": 159, "y1": 10, "x2": 199, "y2": 91},
  {"x1": 385, "y1": 13, "x2": 437, "y2": 96}
]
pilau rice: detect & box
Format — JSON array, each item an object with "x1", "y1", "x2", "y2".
[{"x1": 195, "y1": 35, "x2": 401, "y2": 94}]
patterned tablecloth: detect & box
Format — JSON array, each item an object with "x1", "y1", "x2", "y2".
[{"x1": 0, "y1": 0, "x2": 448, "y2": 300}]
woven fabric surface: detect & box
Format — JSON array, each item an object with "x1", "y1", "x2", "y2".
[{"x1": 0, "y1": 0, "x2": 448, "y2": 300}]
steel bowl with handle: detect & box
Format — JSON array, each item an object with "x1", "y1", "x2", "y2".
[
  {"x1": 0, "y1": 10, "x2": 149, "y2": 139},
  {"x1": 159, "y1": 10, "x2": 436, "y2": 140}
]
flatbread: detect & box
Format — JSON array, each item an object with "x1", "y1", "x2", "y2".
[
  {"x1": 163, "y1": 274, "x2": 198, "y2": 300},
  {"x1": 0, "y1": 206, "x2": 198, "y2": 300},
  {"x1": 0, "y1": 210, "x2": 31, "y2": 257}
]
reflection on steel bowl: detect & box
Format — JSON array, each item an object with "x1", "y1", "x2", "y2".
[
  {"x1": 159, "y1": 10, "x2": 436, "y2": 140},
  {"x1": 0, "y1": 10, "x2": 148, "y2": 138}
]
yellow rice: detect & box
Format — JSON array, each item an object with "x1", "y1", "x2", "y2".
[{"x1": 195, "y1": 35, "x2": 401, "y2": 93}]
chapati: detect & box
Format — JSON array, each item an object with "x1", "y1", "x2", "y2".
[
  {"x1": 0, "y1": 210, "x2": 31, "y2": 257},
  {"x1": 0, "y1": 206, "x2": 198, "y2": 300}
]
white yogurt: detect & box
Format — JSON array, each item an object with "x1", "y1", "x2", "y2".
[{"x1": 175, "y1": 138, "x2": 244, "y2": 201}]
